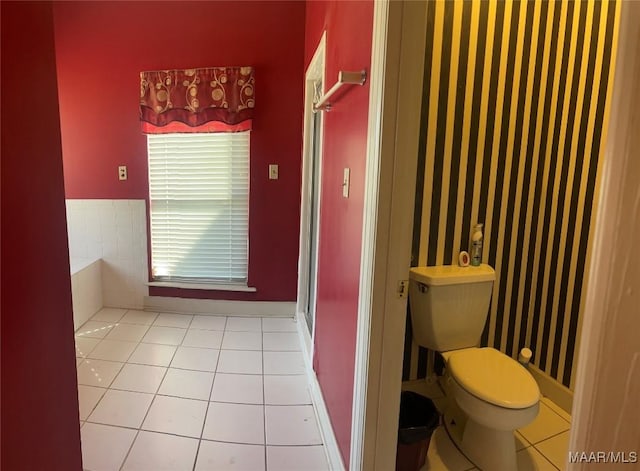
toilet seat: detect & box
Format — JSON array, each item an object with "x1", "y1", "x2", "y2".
[{"x1": 447, "y1": 347, "x2": 539, "y2": 409}]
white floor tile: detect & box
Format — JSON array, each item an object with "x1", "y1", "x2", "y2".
[
  {"x1": 142, "y1": 326, "x2": 187, "y2": 345},
  {"x1": 536, "y1": 431, "x2": 570, "y2": 470},
  {"x1": 91, "y1": 307, "x2": 127, "y2": 323},
  {"x1": 516, "y1": 445, "x2": 558, "y2": 471},
  {"x1": 153, "y1": 312, "x2": 194, "y2": 329},
  {"x1": 264, "y1": 375, "x2": 311, "y2": 405},
  {"x1": 202, "y1": 402, "x2": 265, "y2": 445},
  {"x1": 77, "y1": 359, "x2": 123, "y2": 388},
  {"x1": 75, "y1": 337, "x2": 100, "y2": 358},
  {"x1": 77, "y1": 385, "x2": 106, "y2": 420},
  {"x1": 196, "y1": 441, "x2": 265, "y2": 471},
  {"x1": 518, "y1": 402, "x2": 570, "y2": 444},
  {"x1": 142, "y1": 395, "x2": 207, "y2": 438},
  {"x1": 158, "y1": 368, "x2": 214, "y2": 400},
  {"x1": 182, "y1": 329, "x2": 223, "y2": 349},
  {"x1": 263, "y1": 332, "x2": 301, "y2": 351},
  {"x1": 111, "y1": 363, "x2": 167, "y2": 394},
  {"x1": 423, "y1": 427, "x2": 474, "y2": 471},
  {"x1": 211, "y1": 373, "x2": 263, "y2": 404},
  {"x1": 128, "y1": 343, "x2": 177, "y2": 367},
  {"x1": 105, "y1": 323, "x2": 149, "y2": 342},
  {"x1": 541, "y1": 397, "x2": 572, "y2": 423},
  {"x1": 226, "y1": 317, "x2": 262, "y2": 332},
  {"x1": 77, "y1": 358, "x2": 83, "y2": 367},
  {"x1": 190, "y1": 315, "x2": 227, "y2": 331},
  {"x1": 87, "y1": 389, "x2": 153, "y2": 428},
  {"x1": 516, "y1": 431, "x2": 530, "y2": 451},
  {"x1": 267, "y1": 445, "x2": 329, "y2": 471},
  {"x1": 217, "y1": 350, "x2": 262, "y2": 374},
  {"x1": 262, "y1": 317, "x2": 297, "y2": 332},
  {"x1": 80, "y1": 423, "x2": 136, "y2": 471},
  {"x1": 171, "y1": 346, "x2": 219, "y2": 372},
  {"x1": 265, "y1": 405, "x2": 322, "y2": 446},
  {"x1": 122, "y1": 431, "x2": 199, "y2": 471},
  {"x1": 264, "y1": 351, "x2": 306, "y2": 375},
  {"x1": 222, "y1": 331, "x2": 262, "y2": 350},
  {"x1": 87, "y1": 339, "x2": 137, "y2": 363},
  {"x1": 76, "y1": 321, "x2": 115, "y2": 339},
  {"x1": 120, "y1": 309, "x2": 158, "y2": 325}
]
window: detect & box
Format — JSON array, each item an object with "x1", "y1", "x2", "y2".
[{"x1": 147, "y1": 131, "x2": 249, "y2": 284}]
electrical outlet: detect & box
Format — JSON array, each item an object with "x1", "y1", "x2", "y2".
[
  {"x1": 118, "y1": 165, "x2": 127, "y2": 181},
  {"x1": 269, "y1": 164, "x2": 279, "y2": 180}
]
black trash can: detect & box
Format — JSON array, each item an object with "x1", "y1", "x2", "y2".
[{"x1": 396, "y1": 391, "x2": 440, "y2": 471}]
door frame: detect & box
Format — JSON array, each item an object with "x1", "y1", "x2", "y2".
[
  {"x1": 353, "y1": 2, "x2": 639, "y2": 470},
  {"x1": 350, "y1": 1, "x2": 428, "y2": 469},
  {"x1": 296, "y1": 32, "x2": 327, "y2": 359},
  {"x1": 569, "y1": 0, "x2": 639, "y2": 464}
]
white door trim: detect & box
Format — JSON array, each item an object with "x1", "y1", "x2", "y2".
[
  {"x1": 569, "y1": 1, "x2": 640, "y2": 466},
  {"x1": 296, "y1": 32, "x2": 327, "y2": 359},
  {"x1": 350, "y1": 1, "x2": 428, "y2": 470}
]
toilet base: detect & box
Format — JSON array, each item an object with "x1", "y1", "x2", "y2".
[{"x1": 445, "y1": 411, "x2": 517, "y2": 471}]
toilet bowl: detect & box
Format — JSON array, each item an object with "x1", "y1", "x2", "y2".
[
  {"x1": 408, "y1": 265, "x2": 541, "y2": 471},
  {"x1": 442, "y1": 347, "x2": 540, "y2": 470}
]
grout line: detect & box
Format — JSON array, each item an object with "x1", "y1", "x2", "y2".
[
  {"x1": 531, "y1": 428, "x2": 571, "y2": 446},
  {"x1": 262, "y1": 324, "x2": 269, "y2": 470},
  {"x1": 78, "y1": 385, "x2": 108, "y2": 422},
  {"x1": 530, "y1": 444, "x2": 562, "y2": 471},
  {"x1": 117, "y1": 334, "x2": 180, "y2": 471},
  {"x1": 192, "y1": 332, "x2": 223, "y2": 471},
  {"x1": 540, "y1": 396, "x2": 572, "y2": 424},
  {"x1": 81, "y1": 315, "x2": 314, "y2": 469}
]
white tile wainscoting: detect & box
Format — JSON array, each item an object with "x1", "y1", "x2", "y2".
[
  {"x1": 70, "y1": 257, "x2": 103, "y2": 330},
  {"x1": 66, "y1": 199, "x2": 148, "y2": 310}
]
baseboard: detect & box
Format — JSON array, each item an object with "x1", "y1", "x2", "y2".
[
  {"x1": 295, "y1": 321, "x2": 345, "y2": 470},
  {"x1": 528, "y1": 364, "x2": 573, "y2": 415},
  {"x1": 296, "y1": 311, "x2": 313, "y2": 358},
  {"x1": 143, "y1": 296, "x2": 295, "y2": 317}
]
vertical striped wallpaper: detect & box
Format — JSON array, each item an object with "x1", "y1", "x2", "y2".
[{"x1": 405, "y1": 0, "x2": 619, "y2": 389}]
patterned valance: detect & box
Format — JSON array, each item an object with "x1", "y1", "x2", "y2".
[{"x1": 140, "y1": 66, "x2": 254, "y2": 133}]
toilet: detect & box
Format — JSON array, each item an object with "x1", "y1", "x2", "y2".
[{"x1": 409, "y1": 264, "x2": 540, "y2": 471}]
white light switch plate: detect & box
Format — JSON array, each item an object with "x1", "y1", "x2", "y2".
[{"x1": 343, "y1": 168, "x2": 350, "y2": 198}]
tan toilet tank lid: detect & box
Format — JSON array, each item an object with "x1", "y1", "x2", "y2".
[{"x1": 409, "y1": 264, "x2": 495, "y2": 286}]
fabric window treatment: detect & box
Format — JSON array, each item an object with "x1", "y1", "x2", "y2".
[{"x1": 140, "y1": 66, "x2": 254, "y2": 133}]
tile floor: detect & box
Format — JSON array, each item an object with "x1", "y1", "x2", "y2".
[
  {"x1": 75, "y1": 308, "x2": 329, "y2": 471},
  {"x1": 77, "y1": 308, "x2": 573, "y2": 470},
  {"x1": 403, "y1": 380, "x2": 572, "y2": 471}
]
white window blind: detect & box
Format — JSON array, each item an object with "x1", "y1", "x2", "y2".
[{"x1": 147, "y1": 131, "x2": 249, "y2": 283}]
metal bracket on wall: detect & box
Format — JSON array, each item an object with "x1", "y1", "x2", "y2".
[
  {"x1": 313, "y1": 70, "x2": 367, "y2": 112},
  {"x1": 397, "y1": 280, "x2": 409, "y2": 298}
]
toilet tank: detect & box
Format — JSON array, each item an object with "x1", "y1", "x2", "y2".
[{"x1": 409, "y1": 264, "x2": 495, "y2": 351}]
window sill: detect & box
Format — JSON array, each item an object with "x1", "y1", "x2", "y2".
[{"x1": 147, "y1": 281, "x2": 257, "y2": 292}]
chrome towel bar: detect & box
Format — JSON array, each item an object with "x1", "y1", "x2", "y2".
[{"x1": 313, "y1": 70, "x2": 367, "y2": 112}]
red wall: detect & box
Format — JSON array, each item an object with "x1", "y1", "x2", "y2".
[
  {"x1": 54, "y1": 1, "x2": 305, "y2": 301},
  {"x1": 304, "y1": 1, "x2": 374, "y2": 466},
  {"x1": 1, "y1": 2, "x2": 82, "y2": 469}
]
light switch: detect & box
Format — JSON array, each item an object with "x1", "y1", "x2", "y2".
[
  {"x1": 269, "y1": 164, "x2": 279, "y2": 180},
  {"x1": 342, "y1": 168, "x2": 350, "y2": 198},
  {"x1": 118, "y1": 165, "x2": 127, "y2": 181}
]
